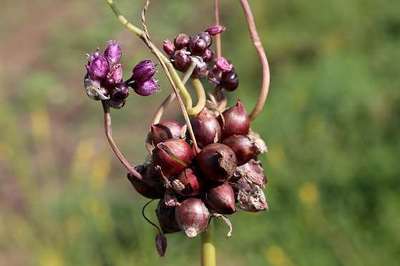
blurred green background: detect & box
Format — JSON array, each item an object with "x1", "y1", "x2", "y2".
[{"x1": 1, "y1": 0, "x2": 399, "y2": 265}]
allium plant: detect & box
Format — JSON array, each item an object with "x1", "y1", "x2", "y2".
[{"x1": 83, "y1": 0, "x2": 270, "y2": 264}]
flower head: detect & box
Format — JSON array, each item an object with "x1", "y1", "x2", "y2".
[
  {"x1": 86, "y1": 52, "x2": 109, "y2": 80},
  {"x1": 104, "y1": 40, "x2": 122, "y2": 65},
  {"x1": 131, "y1": 60, "x2": 157, "y2": 82},
  {"x1": 134, "y1": 79, "x2": 159, "y2": 96}
]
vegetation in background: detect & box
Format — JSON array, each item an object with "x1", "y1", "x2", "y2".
[{"x1": 0, "y1": 0, "x2": 399, "y2": 265}]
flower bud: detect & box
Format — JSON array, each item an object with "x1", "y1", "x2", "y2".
[
  {"x1": 189, "y1": 34, "x2": 207, "y2": 55},
  {"x1": 156, "y1": 200, "x2": 181, "y2": 234},
  {"x1": 87, "y1": 53, "x2": 109, "y2": 81},
  {"x1": 233, "y1": 159, "x2": 267, "y2": 188},
  {"x1": 205, "y1": 183, "x2": 236, "y2": 214},
  {"x1": 131, "y1": 60, "x2": 156, "y2": 82},
  {"x1": 148, "y1": 120, "x2": 185, "y2": 146},
  {"x1": 155, "y1": 233, "x2": 167, "y2": 257},
  {"x1": 192, "y1": 61, "x2": 209, "y2": 79},
  {"x1": 219, "y1": 101, "x2": 250, "y2": 138},
  {"x1": 208, "y1": 66, "x2": 223, "y2": 85},
  {"x1": 106, "y1": 63, "x2": 123, "y2": 86},
  {"x1": 196, "y1": 143, "x2": 237, "y2": 183},
  {"x1": 223, "y1": 134, "x2": 264, "y2": 165},
  {"x1": 198, "y1": 32, "x2": 212, "y2": 47},
  {"x1": 232, "y1": 177, "x2": 268, "y2": 212},
  {"x1": 220, "y1": 70, "x2": 239, "y2": 91},
  {"x1": 215, "y1": 57, "x2": 233, "y2": 73},
  {"x1": 172, "y1": 168, "x2": 203, "y2": 196},
  {"x1": 104, "y1": 40, "x2": 122, "y2": 65},
  {"x1": 202, "y1": 49, "x2": 214, "y2": 63},
  {"x1": 127, "y1": 163, "x2": 165, "y2": 199},
  {"x1": 134, "y1": 78, "x2": 159, "y2": 96},
  {"x1": 205, "y1": 25, "x2": 226, "y2": 36},
  {"x1": 190, "y1": 108, "x2": 221, "y2": 148},
  {"x1": 110, "y1": 82, "x2": 129, "y2": 101},
  {"x1": 174, "y1": 33, "x2": 190, "y2": 49},
  {"x1": 172, "y1": 49, "x2": 191, "y2": 72},
  {"x1": 163, "y1": 39, "x2": 176, "y2": 56},
  {"x1": 152, "y1": 139, "x2": 195, "y2": 177},
  {"x1": 175, "y1": 198, "x2": 210, "y2": 238}
]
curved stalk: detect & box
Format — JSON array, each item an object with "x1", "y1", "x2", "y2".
[
  {"x1": 106, "y1": 0, "x2": 200, "y2": 151},
  {"x1": 239, "y1": 0, "x2": 271, "y2": 121},
  {"x1": 201, "y1": 225, "x2": 216, "y2": 266},
  {"x1": 151, "y1": 61, "x2": 204, "y2": 124},
  {"x1": 190, "y1": 79, "x2": 207, "y2": 115},
  {"x1": 102, "y1": 101, "x2": 143, "y2": 180}
]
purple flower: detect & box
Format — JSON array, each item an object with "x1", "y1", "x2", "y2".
[
  {"x1": 205, "y1": 25, "x2": 226, "y2": 36},
  {"x1": 106, "y1": 63, "x2": 123, "y2": 86},
  {"x1": 104, "y1": 40, "x2": 122, "y2": 65},
  {"x1": 134, "y1": 79, "x2": 159, "y2": 96},
  {"x1": 86, "y1": 53, "x2": 109, "y2": 80},
  {"x1": 162, "y1": 39, "x2": 175, "y2": 56},
  {"x1": 131, "y1": 60, "x2": 157, "y2": 82},
  {"x1": 215, "y1": 57, "x2": 233, "y2": 73}
]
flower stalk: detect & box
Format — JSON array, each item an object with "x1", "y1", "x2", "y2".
[
  {"x1": 201, "y1": 225, "x2": 216, "y2": 266},
  {"x1": 239, "y1": 0, "x2": 271, "y2": 121}
]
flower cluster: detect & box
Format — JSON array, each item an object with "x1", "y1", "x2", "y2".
[
  {"x1": 84, "y1": 41, "x2": 159, "y2": 108},
  {"x1": 162, "y1": 25, "x2": 239, "y2": 91},
  {"x1": 128, "y1": 101, "x2": 268, "y2": 240}
]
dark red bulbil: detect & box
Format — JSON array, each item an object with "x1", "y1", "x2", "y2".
[
  {"x1": 220, "y1": 70, "x2": 239, "y2": 91},
  {"x1": 172, "y1": 168, "x2": 203, "y2": 196},
  {"x1": 189, "y1": 34, "x2": 208, "y2": 55},
  {"x1": 175, "y1": 198, "x2": 210, "y2": 238},
  {"x1": 172, "y1": 49, "x2": 191, "y2": 72},
  {"x1": 148, "y1": 120, "x2": 185, "y2": 146},
  {"x1": 156, "y1": 200, "x2": 181, "y2": 234},
  {"x1": 219, "y1": 101, "x2": 250, "y2": 138},
  {"x1": 205, "y1": 183, "x2": 236, "y2": 214},
  {"x1": 174, "y1": 33, "x2": 190, "y2": 49},
  {"x1": 196, "y1": 143, "x2": 237, "y2": 183},
  {"x1": 128, "y1": 164, "x2": 165, "y2": 199},
  {"x1": 190, "y1": 108, "x2": 221, "y2": 148},
  {"x1": 152, "y1": 139, "x2": 194, "y2": 177},
  {"x1": 223, "y1": 135, "x2": 257, "y2": 165}
]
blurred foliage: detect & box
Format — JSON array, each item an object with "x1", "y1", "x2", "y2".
[{"x1": 0, "y1": 0, "x2": 399, "y2": 265}]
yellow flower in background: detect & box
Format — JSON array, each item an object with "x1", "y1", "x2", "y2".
[
  {"x1": 298, "y1": 181, "x2": 319, "y2": 207},
  {"x1": 265, "y1": 245, "x2": 294, "y2": 266},
  {"x1": 38, "y1": 249, "x2": 64, "y2": 266},
  {"x1": 90, "y1": 154, "x2": 111, "y2": 190},
  {"x1": 31, "y1": 109, "x2": 50, "y2": 141},
  {"x1": 268, "y1": 145, "x2": 285, "y2": 169},
  {"x1": 71, "y1": 139, "x2": 96, "y2": 182}
]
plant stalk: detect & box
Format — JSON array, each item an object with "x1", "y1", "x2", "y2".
[
  {"x1": 101, "y1": 101, "x2": 143, "y2": 180},
  {"x1": 201, "y1": 225, "x2": 216, "y2": 266},
  {"x1": 239, "y1": 0, "x2": 271, "y2": 121}
]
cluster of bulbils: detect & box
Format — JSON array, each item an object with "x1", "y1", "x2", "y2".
[
  {"x1": 130, "y1": 101, "x2": 268, "y2": 256},
  {"x1": 84, "y1": 40, "x2": 160, "y2": 108},
  {"x1": 163, "y1": 25, "x2": 239, "y2": 91},
  {"x1": 83, "y1": 26, "x2": 268, "y2": 257}
]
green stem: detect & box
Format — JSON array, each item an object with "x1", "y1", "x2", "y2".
[
  {"x1": 105, "y1": 0, "x2": 196, "y2": 114},
  {"x1": 190, "y1": 79, "x2": 207, "y2": 115},
  {"x1": 201, "y1": 225, "x2": 216, "y2": 266}
]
